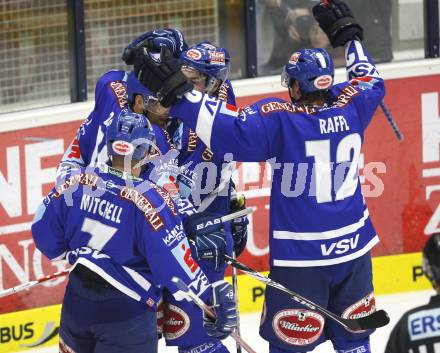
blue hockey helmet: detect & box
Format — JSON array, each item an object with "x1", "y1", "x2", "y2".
[
  {"x1": 180, "y1": 42, "x2": 231, "y2": 94},
  {"x1": 126, "y1": 71, "x2": 158, "y2": 109},
  {"x1": 106, "y1": 108, "x2": 155, "y2": 161},
  {"x1": 281, "y1": 48, "x2": 334, "y2": 94}
]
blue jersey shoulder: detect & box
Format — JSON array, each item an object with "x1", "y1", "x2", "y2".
[{"x1": 94, "y1": 70, "x2": 128, "y2": 110}]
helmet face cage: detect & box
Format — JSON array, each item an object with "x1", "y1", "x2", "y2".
[
  {"x1": 281, "y1": 66, "x2": 292, "y2": 88},
  {"x1": 282, "y1": 48, "x2": 334, "y2": 93},
  {"x1": 181, "y1": 42, "x2": 231, "y2": 94}
]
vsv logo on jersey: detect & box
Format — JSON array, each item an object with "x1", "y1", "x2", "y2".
[
  {"x1": 347, "y1": 63, "x2": 380, "y2": 80},
  {"x1": 321, "y1": 234, "x2": 360, "y2": 256}
]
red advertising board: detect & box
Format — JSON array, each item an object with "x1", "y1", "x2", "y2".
[{"x1": 0, "y1": 74, "x2": 439, "y2": 314}]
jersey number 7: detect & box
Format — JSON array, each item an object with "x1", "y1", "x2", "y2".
[{"x1": 82, "y1": 217, "x2": 118, "y2": 251}]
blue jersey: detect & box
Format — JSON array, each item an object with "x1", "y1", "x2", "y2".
[
  {"x1": 59, "y1": 70, "x2": 175, "y2": 182},
  {"x1": 32, "y1": 165, "x2": 211, "y2": 307},
  {"x1": 169, "y1": 40, "x2": 385, "y2": 267},
  {"x1": 167, "y1": 79, "x2": 236, "y2": 214}
]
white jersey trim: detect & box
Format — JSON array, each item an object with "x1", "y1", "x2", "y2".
[
  {"x1": 273, "y1": 209, "x2": 369, "y2": 241},
  {"x1": 197, "y1": 161, "x2": 236, "y2": 212},
  {"x1": 195, "y1": 95, "x2": 220, "y2": 149},
  {"x1": 75, "y1": 257, "x2": 142, "y2": 301},
  {"x1": 272, "y1": 235, "x2": 379, "y2": 267},
  {"x1": 123, "y1": 266, "x2": 152, "y2": 291}
]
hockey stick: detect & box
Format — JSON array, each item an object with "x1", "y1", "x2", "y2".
[
  {"x1": 224, "y1": 255, "x2": 390, "y2": 332},
  {"x1": 171, "y1": 277, "x2": 256, "y2": 353},
  {"x1": 0, "y1": 269, "x2": 70, "y2": 298},
  {"x1": 220, "y1": 207, "x2": 253, "y2": 223},
  {"x1": 191, "y1": 207, "x2": 253, "y2": 233},
  {"x1": 379, "y1": 101, "x2": 404, "y2": 141},
  {"x1": 231, "y1": 251, "x2": 242, "y2": 353}
]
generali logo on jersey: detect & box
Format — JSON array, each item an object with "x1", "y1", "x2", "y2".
[
  {"x1": 272, "y1": 309, "x2": 324, "y2": 346},
  {"x1": 163, "y1": 304, "x2": 190, "y2": 340},
  {"x1": 342, "y1": 292, "x2": 376, "y2": 333},
  {"x1": 120, "y1": 187, "x2": 164, "y2": 230}
]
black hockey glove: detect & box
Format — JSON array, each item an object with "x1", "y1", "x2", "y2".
[
  {"x1": 122, "y1": 28, "x2": 188, "y2": 65},
  {"x1": 312, "y1": 0, "x2": 364, "y2": 48},
  {"x1": 133, "y1": 46, "x2": 193, "y2": 108}
]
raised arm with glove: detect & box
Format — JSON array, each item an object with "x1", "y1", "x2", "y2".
[
  {"x1": 312, "y1": 0, "x2": 363, "y2": 47},
  {"x1": 122, "y1": 28, "x2": 188, "y2": 65},
  {"x1": 132, "y1": 46, "x2": 193, "y2": 108}
]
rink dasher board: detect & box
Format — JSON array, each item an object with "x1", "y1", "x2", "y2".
[
  {"x1": 0, "y1": 251, "x2": 431, "y2": 353},
  {"x1": 1, "y1": 58, "x2": 439, "y2": 134}
]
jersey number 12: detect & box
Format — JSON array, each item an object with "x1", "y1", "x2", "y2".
[{"x1": 306, "y1": 133, "x2": 361, "y2": 203}]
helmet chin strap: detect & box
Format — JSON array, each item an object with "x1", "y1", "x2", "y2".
[{"x1": 288, "y1": 85, "x2": 302, "y2": 103}]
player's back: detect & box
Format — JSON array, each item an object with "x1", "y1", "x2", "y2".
[
  {"x1": 167, "y1": 39, "x2": 385, "y2": 267},
  {"x1": 36, "y1": 165, "x2": 166, "y2": 267},
  {"x1": 247, "y1": 77, "x2": 384, "y2": 267},
  {"x1": 34, "y1": 163, "x2": 212, "y2": 310}
]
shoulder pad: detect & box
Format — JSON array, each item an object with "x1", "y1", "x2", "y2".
[{"x1": 95, "y1": 70, "x2": 128, "y2": 109}]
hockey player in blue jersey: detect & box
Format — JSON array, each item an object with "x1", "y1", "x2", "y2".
[
  {"x1": 173, "y1": 41, "x2": 248, "y2": 252},
  {"x1": 131, "y1": 0, "x2": 385, "y2": 352},
  {"x1": 32, "y1": 109, "x2": 238, "y2": 353},
  {"x1": 160, "y1": 42, "x2": 249, "y2": 353},
  {"x1": 58, "y1": 29, "x2": 185, "y2": 184},
  {"x1": 58, "y1": 29, "x2": 239, "y2": 352}
]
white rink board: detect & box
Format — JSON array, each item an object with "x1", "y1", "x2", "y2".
[{"x1": 21, "y1": 290, "x2": 433, "y2": 353}]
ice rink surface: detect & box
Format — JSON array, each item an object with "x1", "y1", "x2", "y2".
[{"x1": 26, "y1": 289, "x2": 432, "y2": 353}]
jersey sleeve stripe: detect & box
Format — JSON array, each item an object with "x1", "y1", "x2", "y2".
[
  {"x1": 195, "y1": 95, "x2": 219, "y2": 149},
  {"x1": 273, "y1": 208, "x2": 369, "y2": 241}
]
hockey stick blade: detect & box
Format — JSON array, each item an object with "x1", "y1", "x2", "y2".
[
  {"x1": 224, "y1": 255, "x2": 390, "y2": 332},
  {"x1": 171, "y1": 277, "x2": 257, "y2": 353},
  {"x1": 356, "y1": 309, "x2": 390, "y2": 330}
]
